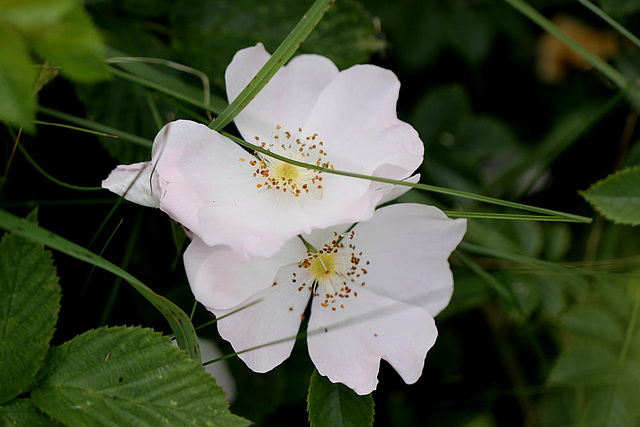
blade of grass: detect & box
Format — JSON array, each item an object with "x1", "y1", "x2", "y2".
[
  {"x1": 577, "y1": 0, "x2": 640, "y2": 49},
  {"x1": 221, "y1": 130, "x2": 592, "y2": 223},
  {"x1": 0, "y1": 208, "x2": 201, "y2": 362},
  {"x1": 459, "y1": 241, "x2": 585, "y2": 277},
  {"x1": 503, "y1": 0, "x2": 640, "y2": 98},
  {"x1": 39, "y1": 106, "x2": 153, "y2": 148},
  {"x1": 492, "y1": 93, "x2": 623, "y2": 198},
  {"x1": 619, "y1": 282, "x2": 640, "y2": 364},
  {"x1": 107, "y1": 56, "x2": 213, "y2": 119},
  {"x1": 145, "y1": 90, "x2": 164, "y2": 130},
  {"x1": 106, "y1": 46, "x2": 227, "y2": 115},
  {"x1": 443, "y1": 212, "x2": 588, "y2": 221},
  {"x1": 209, "y1": 0, "x2": 336, "y2": 131},
  {"x1": 109, "y1": 67, "x2": 225, "y2": 116},
  {"x1": 0, "y1": 127, "x2": 22, "y2": 193},
  {"x1": 16, "y1": 143, "x2": 103, "y2": 191},
  {"x1": 99, "y1": 210, "x2": 144, "y2": 326},
  {"x1": 34, "y1": 120, "x2": 121, "y2": 138}
]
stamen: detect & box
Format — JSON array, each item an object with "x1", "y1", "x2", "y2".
[
  {"x1": 241, "y1": 125, "x2": 334, "y2": 199},
  {"x1": 295, "y1": 231, "x2": 369, "y2": 310}
]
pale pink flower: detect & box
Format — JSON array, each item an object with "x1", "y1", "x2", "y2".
[
  {"x1": 103, "y1": 43, "x2": 423, "y2": 258},
  {"x1": 184, "y1": 204, "x2": 466, "y2": 395}
]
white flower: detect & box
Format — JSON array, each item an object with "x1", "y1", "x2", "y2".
[
  {"x1": 102, "y1": 43, "x2": 423, "y2": 258},
  {"x1": 183, "y1": 204, "x2": 466, "y2": 395}
]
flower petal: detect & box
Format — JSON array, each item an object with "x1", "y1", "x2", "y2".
[
  {"x1": 184, "y1": 235, "x2": 304, "y2": 310},
  {"x1": 303, "y1": 65, "x2": 424, "y2": 178},
  {"x1": 213, "y1": 264, "x2": 312, "y2": 373},
  {"x1": 307, "y1": 288, "x2": 437, "y2": 395},
  {"x1": 226, "y1": 43, "x2": 339, "y2": 142},
  {"x1": 150, "y1": 120, "x2": 265, "y2": 243},
  {"x1": 101, "y1": 161, "x2": 162, "y2": 208},
  {"x1": 351, "y1": 203, "x2": 466, "y2": 317},
  {"x1": 152, "y1": 120, "x2": 369, "y2": 258}
]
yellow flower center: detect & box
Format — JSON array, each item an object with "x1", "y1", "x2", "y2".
[
  {"x1": 309, "y1": 253, "x2": 336, "y2": 280},
  {"x1": 272, "y1": 161, "x2": 301, "y2": 182},
  {"x1": 238, "y1": 125, "x2": 334, "y2": 198},
  {"x1": 295, "y1": 231, "x2": 370, "y2": 311}
]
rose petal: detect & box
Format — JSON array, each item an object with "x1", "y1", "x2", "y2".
[
  {"x1": 226, "y1": 43, "x2": 339, "y2": 142},
  {"x1": 101, "y1": 161, "x2": 162, "y2": 208},
  {"x1": 350, "y1": 203, "x2": 466, "y2": 316},
  {"x1": 307, "y1": 287, "x2": 437, "y2": 395},
  {"x1": 303, "y1": 65, "x2": 424, "y2": 176},
  {"x1": 213, "y1": 264, "x2": 312, "y2": 373},
  {"x1": 375, "y1": 173, "x2": 421, "y2": 206},
  {"x1": 184, "y1": 235, "x2": 304, "y2": 310}
]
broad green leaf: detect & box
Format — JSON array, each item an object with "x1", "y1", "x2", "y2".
[
  {"x1": 446, "y1": 7, "x2": 493, "y2": 67},
  {"x1": 0, "y1": 26, "x2": 37, "y2": 132},
  {"x1": 0, "y1": 0, "x2": 77, "y2": 29},
  {"x1": 584, "y1": 385, "x2": 633, "y2": 427},
  {"x1": 538, "y1": 389, "x2": 578, "y2": 427},
  {"x1": 77, "y1": 77, "x2": 156, "y2": 163},
  {"x1": 25, "y1": 8, "x2": 110, "y2": 82},
  {"x1": 0, "y1": 209, "x2": 201, "y2": 362},
  {"x1": 307, "y1": 370, "x2": 374, "y2": 427},
  {"x1": 170, "y1": 0, "x2": 382, "y2": 81},
  {"x1": 496, "y1": 271, "x2": 542, "y2": 318},
  {"x1": 31, "y1": 327, "x2": 249, "y2": 427},
  {"x1": 581, "y1": 166, "x2": 640, "y2": 225},
  {"x1": 466, "y1": 219, "x2": 543, "y2": 257},
  {"x1": 0, "y1": 218, "x2": 61, "y2": 404},
  {"x1": 548, "y1": 345, "x2": 617, "y2": 385},
  {"x1": 0, "y1": 398, "x2": 61, "y2": 426},
  {"x1": 412, "y1": 85, "x2": 471, "y2": 147},
  {"x1": 560, "y1": 305, "x2": 624, "y2": 345}
]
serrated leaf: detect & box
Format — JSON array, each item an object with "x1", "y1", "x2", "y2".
[
  {"x1": 0, "y1": 26, "x2": 37, "y2": 132},
  {"x1": 548, "y1": 346, "x2": 618, "y2": 385},
  {"x1": 25, "y1": 8, "x2": 110, "y2": 82},
  {"x1": 307, "y1": 370, "x2": 374, "y2": 427},
  {"x1": 560, "y1": 305, "x2": 624, "y2": 345},
  {"x1": 0, "y1": 221, "x2": 61, "y2": 404},
  {"x1": 0, "y1": 209, "x2": 201, "y2": 362},
  {"x1": 581, "y1": 166, "x2": 640, "y2": 225},
  {"x1": 31, "y1": 326, "x2": 249, "y2": 427},
  {"x1": 0, "y1": 398, "x2": 62, "y2": 426}
]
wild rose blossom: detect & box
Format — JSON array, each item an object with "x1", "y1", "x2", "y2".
[
  {"x1": 102, "y1": 43, "x2": 423, "y2": 258},
  {"x1": 183, "y1": 204, "x2": 466, "y2": 395}
]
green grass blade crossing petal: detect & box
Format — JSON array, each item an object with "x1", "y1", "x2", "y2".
[{"x1": 209, "y1": 0, "x2": 336, "y2": 131}]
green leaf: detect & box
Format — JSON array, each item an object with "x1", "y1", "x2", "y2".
[
  {"x1": 548, "y1": 345, "x2": 618, "y2": 385},
  {"x1": 581, "y1": 166, "x2": 640, "y2": 225},
  {"x1": 560, "y1": 305, "x2": 625, "y2": 345},
  {"x1": 25, "y1": 8, "x2": 110, "y2": 82},
  {"x1": 0, "y1": 26, "x2": 37, "y2": 132},
  {"x1": 307, "y1": 370, "x2": 374, "y2": 427},
  {"x1": 0, "y1": 216, "x2": 61, "y2": 404},
  {"x1": 170, "y1": 0, "x2": 382, "y2": 82},
  {"x1": 0, "y1": 398, "x2": 62, "y2": 426},
  {"x1": 584, "y1": 385, "x2": 632, "y2": 427},
  {"x1": 0, "y1": 209, "x2": 201, "y2": 362},
  {"x1": 31, "y1": 326, "x2": 249, "y2": 427},
  {"x1": 0, "y1": 0, "x2": 78, "y2": 29},
  {"x1": 599, "y1": 0, "x2": 640, "y2": 16},
  {"x1": 446, "y1": 7, "x2": 493, "y2": 67}
]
